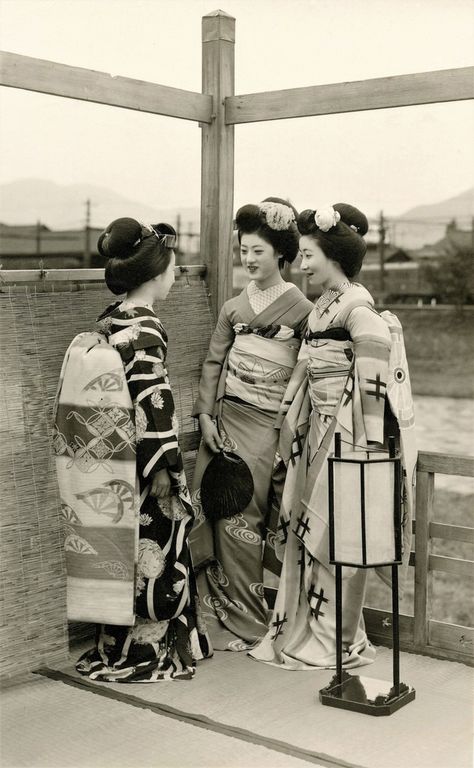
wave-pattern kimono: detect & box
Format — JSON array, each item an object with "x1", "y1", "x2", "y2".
[
  {"x1": 73, "y1": 300, "x2": 210, "y2": 682},
  {"x1": 250, "y1": 283, "x2": 416, "y2": 670},
  {"x1": 190, "y1": 283, "x2": 313, "y2": 651}
]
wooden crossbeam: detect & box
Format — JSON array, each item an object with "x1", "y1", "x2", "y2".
[
  {"x1": 418, "y1": 450, "x2": 474, "y2": 477},
  {"x1": 0, "y1": 266, "x2": 206, "y2": 283},
  {"x1": 226, "y1": 67, "x2": 474, "y2": 124},
  {"x1": 0, "y1": 51, "x2": 213, "y2": 123}
]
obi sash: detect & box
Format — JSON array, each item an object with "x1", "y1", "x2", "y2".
[
  {"x1": 306, "y1": 337, "x2": 354, "y2": 416},
  {"x1": 53, "y1": 332, "x2": 138, "y2": 626},
  {"x1": 225, "y1": 332, "x2": 299, "y2": 413}
]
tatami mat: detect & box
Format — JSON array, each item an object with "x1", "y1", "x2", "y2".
[
  {"x1": 1, "y1": 646, "x2": 472, "y2": 768},
  {"x1": 0, "y1": 672, "x2": 322, "y2": 768}
]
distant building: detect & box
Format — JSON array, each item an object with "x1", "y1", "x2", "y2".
[
  {"x1": 0, "y1": 223, "x2": 103, "y2": 269},
  {"x1": 358, "y1": 222, "x2": 473, "y2": 304},
  {"x1": 0, "y1": 222, "x2": 202, "y2": 269}
]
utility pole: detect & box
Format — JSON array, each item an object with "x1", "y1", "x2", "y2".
[
  {"x1": 84, "y1": 198, "x2": 91, "y2": 268},
  {"x1": 35, "y1": 220, "x2": 41, "y2": 258},
  {"x1": 378, "y1": 210, "x2": 386, "y2": 300},
  {"x1": 176, "y1": 213, "x2": 181, "y2": 260}
]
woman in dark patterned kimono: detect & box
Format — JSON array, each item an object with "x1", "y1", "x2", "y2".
[
  {"x1": 71, "y1": 217, "x2": 210, "y2": 681},
  {"x1": 250, "y1": 203, "x2": 415, "y2": 670},
  {"x1": 190, "y1": 199, "x2": 313, "y2": 651}
]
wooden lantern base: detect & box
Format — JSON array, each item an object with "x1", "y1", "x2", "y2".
[{"x1": 319, "y1": 671, "x2": 416, "y2": 716}]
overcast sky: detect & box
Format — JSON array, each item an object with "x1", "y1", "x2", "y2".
[{"x1": 0, "y1": 0, "x2": 473, "y2": 223}]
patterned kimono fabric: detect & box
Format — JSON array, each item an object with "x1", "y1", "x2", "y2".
[
  {"x1": 190, "y1": 283, "x2": 313, "y2": 651},
  {"x1": 73, "y1": 300, "x2": 210, "y2": 682},
  {"x1": 250, "y1": 283, "x2": 416, "y2": 670}
]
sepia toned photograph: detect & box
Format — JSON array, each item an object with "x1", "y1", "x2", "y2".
[{"x1": 0, "y1": 1, "x2": 473, "y2": 767}]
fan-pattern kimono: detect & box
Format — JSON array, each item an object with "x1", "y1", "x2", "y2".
[
  {"x1": 190, "y1": 282, "x2": 313, "y2": 651},
  {"x1": 70, "y1": 300, "x2": 210, "y2": 682},
  {"x1": 249, "y1": 283, "x2": 416, "y2": 670}
]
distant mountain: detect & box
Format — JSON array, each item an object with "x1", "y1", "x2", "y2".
[
  {"x1": 2, "y1": 178, "x2": 472, "y2": 250},
  {"x1": 399, "y1": 187, "x2": 474, "y2": 221},
  {"x1": 0, "y1": 179, "x2": 200, "y2": 231},
  {"x1": 390, "y1": 187, "x2": 473, "y2": 249}
]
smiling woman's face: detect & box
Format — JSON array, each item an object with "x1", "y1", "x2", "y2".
[{"x1": 240, "y1": 232, "x2": 280, "y2": 286}]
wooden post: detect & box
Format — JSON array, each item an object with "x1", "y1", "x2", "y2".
[
  {"x1": 414, "y1": 469, "x2": 434, "y2": 652},
  {"x1": 201, "y1": 9, "x2": 235, "y2": 319}
]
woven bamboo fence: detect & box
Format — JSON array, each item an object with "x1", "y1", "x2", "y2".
[{"x1": 0, "y1": 273, "x2": 213, "y2": 678}]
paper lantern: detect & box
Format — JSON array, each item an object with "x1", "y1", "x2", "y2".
[{"x1": 328, "y1": 435, "x2": 402, "y2": 568}]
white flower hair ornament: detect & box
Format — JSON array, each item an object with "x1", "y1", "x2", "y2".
[
  {"x1": 259, "y1": 201, "x2": 296, "y2": 231},
  {"x1": 314, "y1": 205, "x2": 341, "y2": 233}
]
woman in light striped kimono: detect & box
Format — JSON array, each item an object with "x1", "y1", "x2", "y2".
[
  {"x1": 69, "y1": 217, "x2": 210, "y2": 682},
  {"x1": 190, "y1": 199, "x2": 313, "y2": 651},
  {"x1": 250, "y1": 203, "x2": 415, "y2": 670}
]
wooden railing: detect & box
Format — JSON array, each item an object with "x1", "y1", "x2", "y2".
[{"x1": 365, "y1": 450, "x2": 474, "y2": 665}]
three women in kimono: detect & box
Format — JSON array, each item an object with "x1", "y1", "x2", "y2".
[
  {"x1": 250, "y1": 203, "x2": 415, "y2": 670},
  {"x1": 190, "y1": 198, "x2": 313, "y2": 651},
  {"x1": 71, "y1": 218, "x2": 210, "y2": 682}
]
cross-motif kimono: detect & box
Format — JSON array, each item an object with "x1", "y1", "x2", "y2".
[
  {"x1": 190, "y1": 282, "x2": 313, "y2": 651},
  {"x1": 69, "y1": 300, "x2": 211, "y2": 681},
  {"x1": 249, "y1": 283, "x2": 416, "y2": 670}
]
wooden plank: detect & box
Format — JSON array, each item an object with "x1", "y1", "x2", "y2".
[
  {"x1": 429, "y1": 620, "x2": 474, "y2": 662},
  {"x1": 364, "y1": 607, "x2": 413, "y2": 646},
  {"x1": 413, "y1": 470, "x2": 434, "y2": 650},
  {"x1": 0, "y1": 266, "x2": 206, "y2": 283},
  {"x1": 226, "y1": 66, "x2": 474, "y2": 124},
  {"x1": 429, "y1": 554, "x2": 474, "y2": 578},
  {"x1": 200, "y1": 10, "x2": 235, "y2": 319},
  {"x1": 430, "y1": 522, "x2": 474, "y2": 544},
  {"x1": 0, "y1": 51, "x2": 213, "y2": 123},
  {"x1": 417, "y1": 450, "x2": 474, "y2": 477}
]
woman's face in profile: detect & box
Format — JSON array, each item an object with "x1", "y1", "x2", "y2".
[{"x1": 299, "y1": 236, "x2": 332, "y2": 287}]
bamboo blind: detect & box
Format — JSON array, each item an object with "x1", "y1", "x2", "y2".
[{"x1": 0, "y1": 275, "x2": 213, "y2": 678}]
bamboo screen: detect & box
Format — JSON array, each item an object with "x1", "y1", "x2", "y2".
[{"x1": 0, "y1": 275, "x2": 213, "y2": 678}]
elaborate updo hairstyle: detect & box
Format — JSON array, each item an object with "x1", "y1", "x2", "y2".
[
  {"x1": 99, "y1": 217, "x2": 177, "y2": 295},
  {"x1": 297, "y1": 203, "x2": 369, "y2": 278},
  {"x1": 235, "y1": 197, "x2": 299, "y2": 267}
]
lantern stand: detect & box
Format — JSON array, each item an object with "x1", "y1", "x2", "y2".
[{"x1": 319, "y1": 433, "x2": 416, "y2": 716}]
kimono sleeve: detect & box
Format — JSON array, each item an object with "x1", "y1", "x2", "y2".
[
  {"x1": 293, "y1": 297, "x2": 314, "y2": 342},
  {"x1": 122, "y1": 321, "x2": 180, "y2": 478},
  {"x1": 347, "y1": 306, "x2": 391, "y2": 444},
  {"x1": 192, "y1": 302, "x2": 235, "y2": 417},
  {"x1": 297, "y1": 305, "x2": 317, "y2": 362}
]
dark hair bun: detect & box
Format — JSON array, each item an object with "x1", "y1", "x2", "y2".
[
  {"x1": 235, "y1": 204, "x2": 261, "y2": 232},
  {"x1": 98, "y1": 217, "x2": 141, "y2": 259},
  {"x1": 334, "y1": 203, "x2": 369, "y2": 237},
  {"x1": 152, "y1": 222, "x2": 177, "y2": 238},
  {"x1": 297, "y1": 209, "x2": 317, "y2": 235}
]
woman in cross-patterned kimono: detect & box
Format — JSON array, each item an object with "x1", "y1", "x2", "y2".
[
  {"x1": 74, "y1": 217, "x2": 211, "y2": 682},
  {"x1": 190, "y1": 198, "x2": 313, "y2": 651},
  {"x1": 250, "y1": 203, "x2": 415, "y2": 670}
]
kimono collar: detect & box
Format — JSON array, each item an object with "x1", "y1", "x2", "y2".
[
  {"x1": 96, "y1": 299, "x2": 158, "y2": 336},
  {"x1": 314, "y1": 282, "x2": 373, "y2": 318}
]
